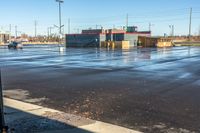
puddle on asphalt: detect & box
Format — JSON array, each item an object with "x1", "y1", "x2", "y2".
[{"x1": 178, "y1": 73, "x2": 192, "y2": 79}]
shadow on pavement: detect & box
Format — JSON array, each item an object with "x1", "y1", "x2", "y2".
[{"x1": 4, "y1": 106, "x2": 93, "y2": 133}]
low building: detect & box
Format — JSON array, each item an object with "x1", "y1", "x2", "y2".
[
  {"x1": 65, "y1": 29, "x2": 106, "y2": 47},
  {"x1": 104, "y1": 33, "x2": 138, "y2": 47},
  {"x1": 82, "y1": 29, "x2": 105, "y2": 34},
  {"x1": 138, "y1": 36, "x2": 173, "y2": 47},
  {"x1": 0, "y1": 33, "x2": 10, "y2": 45},
  {"x1": 103, "y1": 27, "x2": 150, "y2": 47},
  {"x1": 65, "y1": 26, "x2": 151, "y2": 48}
]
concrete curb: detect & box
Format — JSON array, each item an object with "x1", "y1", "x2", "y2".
[{"x1": 4, "y1": 98, "x2": 142, "y2": 133}]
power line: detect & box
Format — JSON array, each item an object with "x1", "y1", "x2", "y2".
[
  {"x1": 55, "y1": 7, "x2": 200, "y2": 27},
  {"x1": 69, "y1": 13, "x2": 195, "y2": 25},
  {"x1": 4, "y1": 7, "x2": 200, "y2": 36},
  {"x1": 128, "y1": 13, "x2": 189, "y2": 19},
  {"x1": 69, "y1": 8, "x2": 190, "y2": 21}
]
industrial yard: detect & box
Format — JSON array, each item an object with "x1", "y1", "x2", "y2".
[
  {"x1": 1, "y1": 0, "x2": 200, "y2": 132},
  {"x1": 1, "y1": 45, "x2": 200, "y2": 132}
]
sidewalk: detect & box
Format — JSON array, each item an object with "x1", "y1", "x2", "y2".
[{"x1": 3, "y1": 98, "x2": 141, "y2": 133}]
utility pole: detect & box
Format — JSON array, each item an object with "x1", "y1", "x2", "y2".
[
  {"x1": 149, "y1": 23, "x2": 151, "y2": 32},
  {"x1": 149, "y1": 23, "x2": 154, "y2": 32},
  {"x1": 198, "y1": 25, "x2": 200, "y2": 36},
  {"x1": 15, "y1": 26, "x2": 17, "y2": 38},
  {"x1": 126, "y1": 13, "x2": 129, "y2": 30},
  {"x1": 149, "y1": 22, "x2": 154, "y2": 31},
  {"x1": 149, "y1": 23, "x2": 154, "y2": 36},
  {"x1": 47, "y1": 27, "x2": 53, "y2": 41},
  {"x1": 34, "y1": 20, "x2": 37, "y2": 38},
  {"x1": 189, "y1": 7, "x2": 192, "y2": 40},
  {"x1": 169, "y1": 25, "x2": 174, "y2": 37},
  {"x1": 68, "y1": 18, "x2": 70, "y2": 34},
  {"x1": 49, "y1": 27, "x2": 53, "y2": 36},
  {"x1": 9, "y1": 24, "x2": 11, "y2": 35},
  {"x1": 47, "y1": 27, "x2": 49, "y2": 39},
  {"x1": 9, "y1": 24, "x2": 11, "y2": 43}
]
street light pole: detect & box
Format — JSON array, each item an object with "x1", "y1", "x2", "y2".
[
  {"x1": 55, "y1": 0, "x2": 64, "y2": 47},
  {"x1": 56, "y1": 0, "x2": 64, "y2": 35},
  {"x1": 59, "y1": 2, "x2": 62, "y2": 35}
]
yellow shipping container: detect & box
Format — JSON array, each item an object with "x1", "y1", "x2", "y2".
[
  {"x1": 156, "y1": 38, "x2": 173, "y2": 47},
  {"x1": 100, "y1": 41, "x2": 130, "y2": 49}
]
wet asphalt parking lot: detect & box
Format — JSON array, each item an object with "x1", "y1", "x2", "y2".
[{"x1": 1, "y1": 45, "x2": 200, "y2": 133}]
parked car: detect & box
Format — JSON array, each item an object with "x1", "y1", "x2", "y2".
[{"x1": 8, "y1": 42, "x2": 23, "y2": 49}]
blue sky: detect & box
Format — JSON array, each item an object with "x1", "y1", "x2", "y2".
[{"x1": 0, "y1": 0, "x2": 200, "y2": 36}]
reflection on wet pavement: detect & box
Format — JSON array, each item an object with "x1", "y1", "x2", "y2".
[{"x1": 1, "y1": 45, "x2": 200, "y2": 133}]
